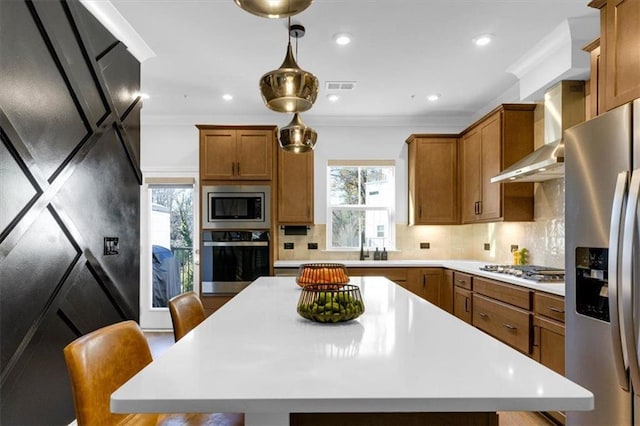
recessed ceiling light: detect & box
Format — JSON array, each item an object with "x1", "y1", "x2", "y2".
[
  {"x1": 222, "y1": 94, "x2": 233, "y2": 101},
  {"x1": 427, "y1": 94, "x2": 441, "y2": 102},
  {"x1": 473, "y1": 34, "x2": 493, "y2": 47},
  {"x1": 333, "y1": 32, "x2": 352, "y2": 46},
  {"x1": 327, "y1": 94, "x2": 340, "y2": 102}
]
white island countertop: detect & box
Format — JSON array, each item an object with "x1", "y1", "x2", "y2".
[
  {"x1": 274, "y1": 259, "x2": 566, "y2": 296},
  {"x1": 112, "y1": 277, "x2": 590, "y2": 425}
]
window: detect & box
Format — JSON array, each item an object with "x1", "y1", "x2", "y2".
[
  {"x1": 327, "y1": 161, "x2": 395, "y2": 250},
  {"x1": 148, "y1": 184, "x2": 194, "y2": 307}
]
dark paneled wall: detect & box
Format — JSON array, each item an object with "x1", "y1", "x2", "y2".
[{"x1": 0, "y1": 1, "x2": 142, "y2": 423}]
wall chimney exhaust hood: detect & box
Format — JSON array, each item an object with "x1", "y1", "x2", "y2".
[{"x1": 491, "y1": 80, "x2": 585, "y2": 183}]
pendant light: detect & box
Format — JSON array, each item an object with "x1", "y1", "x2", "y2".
[
  {"x1": 279, "y1": 113, "x2": 317, "y2": 153},
  {"x1": 259, "y1": 22, "x2": 318, "y2": 113},
  {"x1": 234, "y1": 0, "x2": 313, "y2": 18}
]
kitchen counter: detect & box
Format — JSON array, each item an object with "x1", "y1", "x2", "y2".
[
  {"x1": 112, "y1": 276, "x2": 591, "y2": 426},
  {"x1": 274, "y1": 259, "x2": 566, "y2": 297}
]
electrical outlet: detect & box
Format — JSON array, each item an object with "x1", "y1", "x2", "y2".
[
  {"x1": 510, "y1": 244, "x2": 519, "y2": 252},
  {"x1": 420, "y1": 242, "x2": 430, "y2": 249},
  {"x1": 484, "y1": 243, "x2": 491, "y2": 251},
  {"x1": 284, "y1": 242, "x2": 294, "y2": 250},
  {"x1": 307, "y1": 242, "x2": 318, "y2": 250}
]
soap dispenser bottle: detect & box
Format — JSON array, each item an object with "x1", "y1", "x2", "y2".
[
  {"x1": 374, "y1": 247, "x2": 381, "y2": 260},
  {"x1": 381, "y1": 247, "x2": 388, "y2": 261}
]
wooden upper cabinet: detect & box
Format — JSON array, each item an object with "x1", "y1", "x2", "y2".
[
  {"x1": 583, "y1": 37, "x2": 603, "y2": 119},
  {"x1": 460, "y1": 105, "x2": 535, "y2": 224},
  {"x1": 277, "y1": 149, "x2": 314, "y2": 225},
  {"x1": 406, "y1": 135, "x2": 459, "y2": 225},
  {"x1": 198, "y1": 126, "x2": 275, "y2": 181},
  {"x1": 590, "y1": 0, "x2": 640, "y2": 112}
]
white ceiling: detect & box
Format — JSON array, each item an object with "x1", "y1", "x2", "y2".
[{"x1": 107, "y1": 0, "x2": 598, "y2": 127}]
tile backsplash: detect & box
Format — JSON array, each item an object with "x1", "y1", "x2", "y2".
[{"x1": 277, "y1": 178, "x2": 565, "y2": 268}]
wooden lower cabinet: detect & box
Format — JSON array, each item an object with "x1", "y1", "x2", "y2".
[
  {"x1": 200, "y1": 295, "x2": 233, "y2": 317},
  {"x1": 441, "y1": 269, "x2": 454, "y2": 314},
  {"x1": 454, "y1": 286, "x2": 472, "y2": 324},
  {"x1": 473, "y1": 294, "x2": 532, "y2": 355},
  {"x1": 407, "y1": 268, "x2": 443, "y2": 307},
  {"x1": 347, "y1": 267, "x2": 409, "y2": 288}
]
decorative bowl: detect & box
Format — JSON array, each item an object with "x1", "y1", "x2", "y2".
[
  {"x1": 296, "y1": 263, "x2": 349, "y2": 288},
  {"x1": 296, "y1": 284, "x2": 365, "y2": 323}
]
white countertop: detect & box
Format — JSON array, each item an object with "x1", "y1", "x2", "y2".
[
  {"x1": 274, "y1": 259, "x2": 566, "y2": 297},
  {"x1": 112, "y1": 277, "x2": 590, "y2": 425}
]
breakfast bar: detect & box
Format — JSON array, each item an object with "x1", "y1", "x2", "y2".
[{"x1": 111, "y1": 276, "x2": 592, "y2": 426}]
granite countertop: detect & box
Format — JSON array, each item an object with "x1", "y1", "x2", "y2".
[{"x1": 274, "y1": 259, "x2": 565, "y2": 297}]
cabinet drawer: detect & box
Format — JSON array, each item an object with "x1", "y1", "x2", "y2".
[
  {"x1": 453, "y1": 272, "x2": 472, "y2": 290},
  {"x1": 534, "y1": 292, "x2": 565, "y2": 323},
  {"x1": 474, "y1": 277, "x2": 531, "y2": 310},
  {"x1": 473, "y1": 294, "x2": 532, "y2": 354}
]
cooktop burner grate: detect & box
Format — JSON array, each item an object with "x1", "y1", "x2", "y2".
[{"x1": 480, "y1": 264, "x2": 565, "y2": 282}]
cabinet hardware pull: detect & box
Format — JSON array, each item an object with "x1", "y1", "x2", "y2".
[
  {"x1": 455, "y1": 279, "x2": 466, "y2": 285},
  {"x1": 547, "y1": 306, "x2": 565, "y2": 313},
  {"x1": 423, "y1": 275, "x2": 426, "y2": 286},
  {"x1": 464, "y1": 298, "x2": 469, "y2": 312},
  {"x1": 503, "y1": 323, "x2": 517, "y2": 331},
  {"x1": 533, "y1": 325, "x2": 540, "y2": 346},
  {"x1": 419, "y1": 206, "x2": 422, "y2": 218},
  {"x1": 478, "y1": 200, "x2": 482, "y2": 215},
  {"x1": 474, "y1": 202, "x2": 478, "y2": 215},
  {"x1": 478, "y1": 312, "x2": 488, "y2": 318},
  {"x1": 236, "y1": 162, "x2": 240, "y2": 175},
  {"x1": 232, "y1": 163, "x2": 235, "y2": 175}
]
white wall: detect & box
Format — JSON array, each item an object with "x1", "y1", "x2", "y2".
[{"x1": 141, "y1": 114, "x2": 469, "y2": 224}]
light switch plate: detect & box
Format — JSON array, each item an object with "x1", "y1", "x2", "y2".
[
  {"x1": 307, "y1": 242, "x2": 318, "y2": 250},
  {"x1": 484, "y1": 243, "x2": 491, "y2": 251},
  {"x1": 420, "y1": 242, "x2": 430, "y2": 249},
  {"x1": 284, "y1": 242, "x2": 294, "y2": 250}
]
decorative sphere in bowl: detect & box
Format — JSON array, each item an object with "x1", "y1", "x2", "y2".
[{"x1": 296, "y1": 284, "x2": 365, "y2": 323}]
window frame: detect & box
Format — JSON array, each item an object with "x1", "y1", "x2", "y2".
[{"x1": 326, "y1": 161, "x2": 396, "y2": 251}]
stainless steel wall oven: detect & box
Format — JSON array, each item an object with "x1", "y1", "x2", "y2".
[{"x1": 201, "y1": 230, "x2": 270, "y2": 295}]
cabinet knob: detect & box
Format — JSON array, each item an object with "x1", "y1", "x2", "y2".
[
  {"x1": 547, "y1": 306, "x2": 565, "y2": 314},
  {"x1": 478, "y1": 312, "x2": 489, "y2": 318}
]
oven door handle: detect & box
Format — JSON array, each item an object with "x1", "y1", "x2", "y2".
[{"x1": 203, "y1": 241, "x2": 269, "y2": 247}]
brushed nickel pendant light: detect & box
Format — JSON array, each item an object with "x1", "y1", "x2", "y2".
[
  {"x1": 233, "y1": 0, "x2": 313, "y2": 19},
  {"x1": 260, "y1": 23, "x2": 318, "y2": 113},
  {"x1": 279, "y1": 113, "x2": 317, "y2": 153}
]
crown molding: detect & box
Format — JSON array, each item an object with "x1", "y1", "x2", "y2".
[{"x1": 79, "y1": 0, "x2": 156, "y2": 62}]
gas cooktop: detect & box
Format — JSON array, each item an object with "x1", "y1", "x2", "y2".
[{"x1": 480, "y1": 264, "x2": 565, "y2": 283}]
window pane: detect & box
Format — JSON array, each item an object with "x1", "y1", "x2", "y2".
[
  {"x1": 331, "y1": 209, "x2": 364, "y2": 248},
  {"x1": 362, "y1": 167, "x2": 394, "y2": 206},
  {"x1": 329, "y1": 167, "x2": 359, "y2": 205},
  {"x1": 150, "y1": 187, "x2": 194, "y2": 307}
]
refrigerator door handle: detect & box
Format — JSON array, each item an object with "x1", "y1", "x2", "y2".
[
  {"x1": 622, "y1": 169, "x2": 640, "y2": 394},
  {"x1": 609, "y1": 171, "x2": 630, "y2": 391}
]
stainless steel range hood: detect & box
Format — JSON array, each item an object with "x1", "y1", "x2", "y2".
[{"x1": 491, "y1": 80, "x2": 585, "y2": 183}]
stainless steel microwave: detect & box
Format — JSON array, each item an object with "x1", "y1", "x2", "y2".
[{"x1": 202, "y1": 185, "x2": 270, "y2": 229}]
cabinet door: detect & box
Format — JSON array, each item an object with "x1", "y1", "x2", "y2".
[
  {"x1": 479, "y1": 113, "x2": 502, "y2": 221},
  {"x1": 441, "y1": 269, "x2": 454, "y2": 314},
  {"x1": 533, "y1": 316, "x2": 565, "y2": 375},
  {"x1": 201, "y1": 129, "x2": 236, "y2": 180},
  {"x1": 411, "y1": 138, "x2": 458, "y2": 225},
  {"x1": 236, "y1": 129, "x2": 273, "y2": 180},
  {"x1": 461, "y1": 129, "x2": 482, "y2": 223},
  {"x1": 278, "y1": 149, "x2": 314, "y2": 224},
  {"x1": 604, "y1": 0, "x2": 640, "y2": 111},
  {"x1": 454, "y1": 286, "x2": 472, "y2": 324}
]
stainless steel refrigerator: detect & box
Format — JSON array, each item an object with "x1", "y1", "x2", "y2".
[{"x1": 565, "y1": 99, "x2": 640, "y2": 425}]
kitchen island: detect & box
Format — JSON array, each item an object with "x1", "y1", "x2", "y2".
[{"x1": 111, "y1": 276, "x2": 591, "y2": 426}]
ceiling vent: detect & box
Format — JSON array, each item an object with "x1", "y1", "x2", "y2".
[{"x1": 325, "y1": 81, "x2": 356, "y2": 91}]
